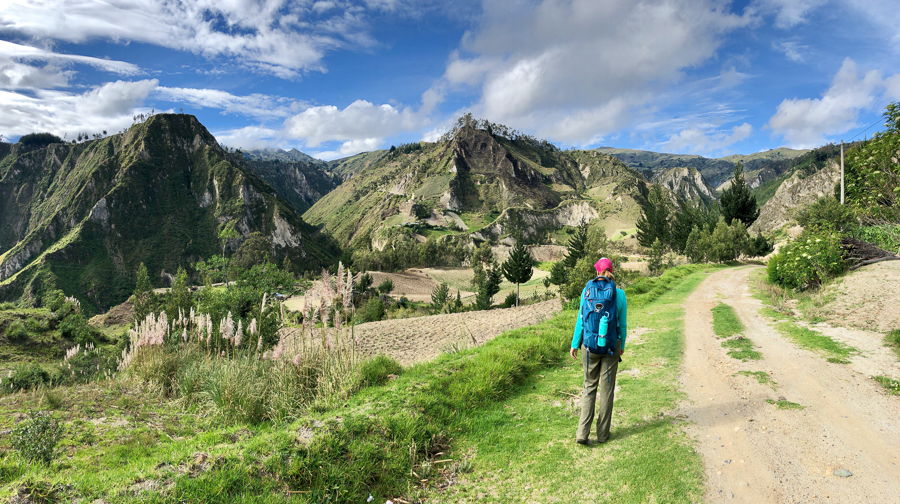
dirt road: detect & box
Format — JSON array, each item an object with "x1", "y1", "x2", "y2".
[{"x1": 679, "y1": 266, "x2": 900, "y2": 503}]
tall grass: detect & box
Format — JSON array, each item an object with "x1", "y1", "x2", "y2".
[{"x1": 120, "y1": 307, "x2": 379, "y2": 424}]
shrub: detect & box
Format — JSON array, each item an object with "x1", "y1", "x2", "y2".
[
  {"x1": 17, "y1": 132, "x2": 63, "y2": 147},
  {"x1": 857, "y1": 224, "x2": 900, "y2": 254},
  {"x1": 58, "y1": 312, "x2": 95, "y2": 345},
  {"x1": 886, "y1": 329, "x2": 900, "y2": 359},
  {"x1": 4, "y1": 364, "x2": 52, "y2": 393},
  {"x1": 10, "y1": 411, "x2": 63, "y2": 465},
  {"x1": 377, "y1": 278, "x2": 394, "y2": 295},
  {"x1": 356, "y1": 355, "x2": 402, "y2": 387},
  {"x1": 356, "y1": 297, "x2": 385, "y2": 324},
  {"x1": 5, "y1": 320, "x2": 28, "y2": 342},
  {"x1": 501, "y1": 291, "x2": 518, "y2": 308},
  {"x1": 795, "y1": 196, "x2": 858, "y2": 235},
  {"x1": 767, "y1": 229, "x2": 845, "y2": 289}
]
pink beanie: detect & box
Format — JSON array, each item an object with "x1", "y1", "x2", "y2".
[{"x1": 594, "y1": 257, "x2": 613, "y2": 274}]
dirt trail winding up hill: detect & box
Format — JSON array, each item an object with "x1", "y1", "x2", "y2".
[{"x1": 679, "y1": 267, "x2": 900, "y2": 503}]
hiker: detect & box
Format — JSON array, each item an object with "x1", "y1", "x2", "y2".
[{"x1": 570, "y1": 257, "x2": 627, "y2": 445}]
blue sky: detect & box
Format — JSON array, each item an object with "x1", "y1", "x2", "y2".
[{"x1": 2, "y1": 0, "x2": 899, "y2": 160}]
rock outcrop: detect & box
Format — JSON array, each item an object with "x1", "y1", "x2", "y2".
[
  {"x1": 749, "y1": 161, "x2": 840, "y2": 234},
  {"x1": 650, "y1": 166, "x2": 717, "y2": 204}
]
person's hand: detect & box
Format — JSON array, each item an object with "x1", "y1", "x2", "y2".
[{"x1": 570, "y1": 347, "x2": 578, "y2": 360}]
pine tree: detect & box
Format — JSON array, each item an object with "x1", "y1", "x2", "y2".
[
  {"x1": 501, "y1": 234, "x2": 534, "y2": 307},
  {"x1": 562, "y1": 219, "x2": 589, "y2": 268},
  {"x1": 133, "y1": 262, "x2": 152, "y2": 323},
  {"x1": 636, "y1": 185, "x2": 670, "y2": 249},
  {"x1": 720, "y1": 162, "x2": 760, "y2": 226}
]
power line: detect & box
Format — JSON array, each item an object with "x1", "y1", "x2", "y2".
[{"x1": 846, "y1": 117, "x2": 883, "y2": 142}]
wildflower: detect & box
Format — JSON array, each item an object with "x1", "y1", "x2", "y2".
[{"x1": 249, "y1": 318, "x2": 258, "y2": 336}]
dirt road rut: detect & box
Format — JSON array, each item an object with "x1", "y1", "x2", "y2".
[{"x1": 679, "y1": 266, "x2": 900, "y2": 503}]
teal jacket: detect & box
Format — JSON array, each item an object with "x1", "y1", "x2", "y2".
[{"x1": 571, "y1": 284, "x2": 628, "y2": 350}]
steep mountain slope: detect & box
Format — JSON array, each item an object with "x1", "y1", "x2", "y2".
[
  {"x1": 243, "y1": 147, "x2": 324, "y2": 166},
  {"x1": 0, "y1": 114, "x2": 333, "y2": 311},
  {"x1": 303, "y1": 125, "x2": 649, "y2": 248},
  {"x1": 597, "y1": 147, "x2": 809, "y2": 189},
  {"x1": 749, "y1": 159, "x2": 840, "y2": 234},
  {"x1": 240, "y1": 158, "x2": 341, "y2": 214},
  {"x1": 650, "y1": 166, "x2": 717, "y2": 205}
]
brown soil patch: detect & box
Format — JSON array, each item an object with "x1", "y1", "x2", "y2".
[
  {"x1": 283, "y1": 300, "x2": 562, "y2": 366},
  {"x1": 88, "y1": 300, "x2": 134, "y2": 327},
  {"x1": 819, "y1": 261, "x2": 900, "y2": 333}
]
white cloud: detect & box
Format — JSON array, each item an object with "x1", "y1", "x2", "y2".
[
  {"x1": 213, "y1": 126, "x2": 282, "y2": 150},
  {"x1": 665, "y1": 122, "x2": 753, "y2": 153},
  {"x1": 767, "y1": 58, "x2": 890, "y2": 148},
  {"x1": 156, "y1": 87, "x2": 307, "y2": 120},
  {"x1": 312, "y1": 138, "x2": 381, "y2": 160},
  {"x1": 283, "y1": 99, "x2": 426, "y2": 147},
  {"x1": 428, "y1": 0, "x2": 753, "y2": 144},
  {"x1": 753, "y1": 0, "x2": 825, "y2": 28},
  {"x1": 773, "y1": 40, "x2": 807, "y2": 62},
  {"x1": 0, "y1": 40, "x2": 142, "y2": 76},
  {"x1": 0, "y1": 0, "x2": 375, "y2": 78},
  {"x1": 0, "y1": 79, "x2": 159, "y2": 138}
]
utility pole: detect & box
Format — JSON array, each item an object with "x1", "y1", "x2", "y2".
[{"x1": 840, "y1": 140, "x2": 844, "y2": 205}]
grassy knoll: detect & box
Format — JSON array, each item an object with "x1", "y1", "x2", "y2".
[
  {"x1": 420, "y1": 266, "x2": 721, "y2": 503},
  {"x1": 711, "y1": 303, "x2": 761, "y2": 361}
]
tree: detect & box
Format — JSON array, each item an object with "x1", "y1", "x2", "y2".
[
  {"x1": 133, "y1": 262, "x2": 153, "y2": 323},
  {"x1": 377, "y1": 278, "x2": 394, "y2": 295},
  {"x1": 166, "y1": 267, "x2": 192, "y2": 319},
  {"x1": 548, "y1": 260, "x2": 568, "y2": 286},
  {"x1": 720, "y1": 162, "x2": 760, "y2": 226},
  {"x1": 474, "y1": 263, "x2": 502, "y2": 310},
  {"x1": 670, "y1": 200, "x2": 718, "y2": 253},
  {"x1": 562, "y1": 219, "x2": 589, "y2": 268},
  {"x1": 647, "y1": 238, "x2": 665, "y2": 276},
  {"x1": 431, "y1": 282, "x2": 450, "y2": 310},
  {"x1": 218, "y1": 222, "x2": 239, "y2": 288},
  {"x1": 501, "y1": 234, "x2": 533, "y2": 307},
  {"x1": 231, "y1": 232, "x2": 273, "y2": 272},
  {"x1": 636, "y1": 185, "x2": 670, "y2": 249}
]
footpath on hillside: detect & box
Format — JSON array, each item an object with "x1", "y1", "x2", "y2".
[{"x1": 679, "y1": 266, "x2": 900, "y2": 503}]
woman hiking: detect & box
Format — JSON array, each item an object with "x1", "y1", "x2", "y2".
[{"x1": 570, "y1": 257, "x2": 628, "y2": 445}]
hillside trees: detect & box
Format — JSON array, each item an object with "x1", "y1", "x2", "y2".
[
  {"x1": 501, "y1": 234, "x2": 533, "y2": 307},
  {"x1": 720, "y1": 162, "x2": 760, "y2": 226},
  {"x1": 844, "y1": 102, "x2": 900, "y2": 223},
  {"x1": 17, "y1": 132, "x2": 63, "y2": 147},
  {"x1": 636, "y1": 185, "x2": 670, "y2": 248}
]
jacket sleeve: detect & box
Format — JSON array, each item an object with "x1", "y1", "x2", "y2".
[
  {"x1": 571, "y1": 291, "x2": 586, "y2": 349},
  {"x1": 616, "y1": 288, "x2": 627, "y2": 349}
]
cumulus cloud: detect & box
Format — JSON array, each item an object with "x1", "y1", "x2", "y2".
[
  {"x1": 212, "y1": 126, "x2": 282, "y2": 150},
  {"x1": 0, "y1": 79, "x2": 159, "y2": 139},
  {"x1": 428, "y1": 0, "x2": 753, "y2": 144},
  {"x1": 283, "y1": 99, "x2": 426, "y2": 147},
  {"x1": 312, "y1": 138, "x2": 381, "y2": 160},
  {"x1": 767, "y1": 58, "x2": 891, "y2": 148},
  {"x1": 0, "y1": 0, "x2": 375, "y2": 78},
  {"x1": 773, "y1": 40, "x2": 807, "y2": 62},
  {"x1": 665, "y1": 122, "x2": 753, "y2": 153}
]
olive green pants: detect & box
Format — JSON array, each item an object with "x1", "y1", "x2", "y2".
[{"x1": 576, "y1": 346, "x2": 619, "y2": 443}]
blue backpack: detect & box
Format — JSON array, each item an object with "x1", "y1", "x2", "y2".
[{"x1": 580, "y1": 276, "x2": 618, "y2": 355}]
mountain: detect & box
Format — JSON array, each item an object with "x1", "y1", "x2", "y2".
[
  {"x1": 240, "y1": 158, "x2": 341, "y2": 214},
  {"x1": 243, "y1": 147, "x2": 324, "y2": 166},
  {"x1": 0, "y1": 114, "x2": 334, "y2": 312},
  {"x1": 596, "y1": 147, "x2": 810, "y2": 189},
  {"x1": 649, "y1": 167, "x2": 717, "y2": 205},
  {"x1": 749, "y1": 159, "x2": 840, "y2": 234},
  {"x1": 302, "y1": 125, "x2": 649, "y2": 248}
]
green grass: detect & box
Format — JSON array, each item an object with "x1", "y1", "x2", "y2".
[
  {"x1": 420, "y1": 268, "x2": 717, "y2": 503},
  {"x1": 711, "y1": 302, "x2": 760, "y2": 361},
  {"x1": 765, "y1": 399, "x2": 804, "y2": 410},
  {"x1": 873, "y1": 375, "x2": 900, "y2": 395},
  {"x1": 736, "y1": 370, "x2": 776, "y2": 388},
  {"x1": 885, "y1": 329, "x2": 900, "y2": 359},
  {"x1": 711, "y1": 303, "x2": 744, "y2": 338}
]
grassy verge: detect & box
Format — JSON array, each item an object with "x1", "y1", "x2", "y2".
[
  {"x1": 873, "y1": 375, "x2": 900, "y2": 395},
  {"x1": 420, "y1": 266, "x2": 721, "y2": 503},
  {"x1": 885, "y1": 329, "x2": 900, "y2": 359},
  {"x1": 711, "y1": 302, "x2": 761, "y2": 361},
  {"x1": 750, "y1": 270, "x2": 856, "y2": 364}
]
